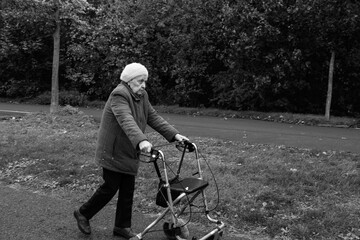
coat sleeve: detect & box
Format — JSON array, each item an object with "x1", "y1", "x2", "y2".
[
  {"x1": 110, "y1": 93, "x2": 147, "y2": 149},
  {"x1": 147, "y1": 103, "x2": 179, "y2": 142}
]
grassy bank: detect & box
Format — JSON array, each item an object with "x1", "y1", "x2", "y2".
[{"x1": 0, "y1": 106, "x2": 359, "y2": 239}]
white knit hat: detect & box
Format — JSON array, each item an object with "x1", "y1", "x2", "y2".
[{"x1": 120, "y1": 63, "x2": 148, "y2": 82}]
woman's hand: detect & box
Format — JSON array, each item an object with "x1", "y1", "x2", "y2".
[
  {"x1": 139, "y1": 140, "x2": 152, "y2": 153},
  {"x1": 174, "y1": 134, "x2": 189, "y2": 142}
]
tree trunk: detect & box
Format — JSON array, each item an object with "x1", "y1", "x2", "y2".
[
  {"x1": 325, "y1": 50, "x2": 335, "y2": 121},
  {"x1": 50, "y1": 0, "x2": 60, "y2": 114}
]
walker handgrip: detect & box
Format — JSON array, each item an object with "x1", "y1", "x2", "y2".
[
  {"x1": 184, "y1": 140, "x2": 195, "y2": 152},
  {"x1": 176, "y1": 140, "x2": 195, "y2": 152}
]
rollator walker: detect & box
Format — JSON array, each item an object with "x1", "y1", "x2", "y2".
[{"x1": 132, "y1": 140, "x2": 225, "y2": 240}]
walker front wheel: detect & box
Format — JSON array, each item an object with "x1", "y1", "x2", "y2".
[
  {"x1": 207, "y1": 230, "x2": 223, "y2": 240},
  {"x1": 163, "y1": 219, "x2": 189, "y2": 240}
]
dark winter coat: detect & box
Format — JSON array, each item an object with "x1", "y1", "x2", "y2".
[{"x1": 95, "y1": 82, "x2": 179, "y2": 175}]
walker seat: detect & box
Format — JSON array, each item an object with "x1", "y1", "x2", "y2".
[{"x1": 170, "y1": 177, "x2": 209, "y2": 194}]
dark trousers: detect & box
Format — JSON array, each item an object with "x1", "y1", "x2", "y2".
[{"x1": 79, "y1": 168, "x2": 135, "y2": 228}]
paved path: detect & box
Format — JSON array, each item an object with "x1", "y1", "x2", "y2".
[
  {"x1": 0, "y1": 102, "x2": 359, "y2": 153},
  {"x1": 0, "y1": 182, "x2": 237, "y2": 240},
  {"x1": 0, "y1": 182, "x2": 154, "y2": 240}
]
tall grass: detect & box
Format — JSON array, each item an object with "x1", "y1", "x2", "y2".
[{"x1": 0, "y1": 107, "x2": 359, "y2": 239}]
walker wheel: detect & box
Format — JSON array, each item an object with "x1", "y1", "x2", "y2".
[
  {"x1": 129, "y1": 237, "x2": 141, "y2": 240},
  {"x1": 207, "y1": 230, "x2": 223, "y2": 240},
  {"x1": 163, "y1": 219, "x2": 189, "y2": 240}
]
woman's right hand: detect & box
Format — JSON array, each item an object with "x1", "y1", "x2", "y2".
[{"x1": 139, "y1": 140, "x2": 152, "y2": 153}]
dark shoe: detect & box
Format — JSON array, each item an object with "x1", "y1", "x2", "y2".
[
  {"x1": 73, "y1": 209, "x2": 91, "y2": 235},
  {"x1": 113, "y1": 227, "x2": 136, "y2": 239}
]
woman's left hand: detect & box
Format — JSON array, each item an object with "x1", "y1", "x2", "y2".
[{"x1": 174, "y1": 134, "x2": 189, "y2": 142}]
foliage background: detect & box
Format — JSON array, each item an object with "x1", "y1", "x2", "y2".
[{"x1": 1, "y1": 0, "x2": 360, "y2": 116}]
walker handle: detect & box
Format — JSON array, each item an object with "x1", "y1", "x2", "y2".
[{"x1": 176, "y1": 140, "x2": 195, "y2": 152}]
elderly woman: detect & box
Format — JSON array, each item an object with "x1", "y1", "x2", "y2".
[{"x1": 73, "y1": 63, "x2": 188, "y2": 239}]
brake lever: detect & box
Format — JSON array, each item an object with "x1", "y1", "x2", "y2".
[
  {"x1": 138, "y1": 149, "x2": 160, "y2": 162},
  {"x1": 149, "y1": 149, "x2": 160, "y2": 162}
]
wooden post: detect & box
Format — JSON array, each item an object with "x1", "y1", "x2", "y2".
[
  {"x1": 325, "y1": 50, "x2": 335, "y2": 121},
  {"x1": 50, "y1": 0, "x2": 60, "y2": 114}
]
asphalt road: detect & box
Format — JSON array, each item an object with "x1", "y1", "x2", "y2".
[{"x1": 0, "y1": 102, "x2": 359, "y2": 153}]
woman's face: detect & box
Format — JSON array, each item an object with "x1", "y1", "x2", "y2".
[{"x1": 128, "y1": 75, "x2": 148, "y2": 95}]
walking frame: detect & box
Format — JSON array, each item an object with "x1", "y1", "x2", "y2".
[{"x1": 132, "y1": 140, "x2": 225, "y2": 240}]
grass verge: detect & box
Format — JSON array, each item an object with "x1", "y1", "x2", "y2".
[
  {"x1": 0, "y1": 106, "x2": 359, "y2": 239},
  {"x1": 154, "y1": 105, "x2": 360, "y2": 128},
  {"x1": 1, "y1": 97, "x2": 359, "y2": 127}
]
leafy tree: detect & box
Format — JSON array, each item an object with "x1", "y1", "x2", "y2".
[
  {"x1": 212, "y1": 0, "x2": 287, "y2": 111},
  {"x1": 209, "y1": 0, "x2": 360, "y2": 116},
  {"x1": 1, "y1": 0, "x2": 359, "y2": 117},
  {"x1": 64, "y1": 0, "x2": 152, "y2": 100},
  {"x1": 0, "y1": 0, "x2": 92, "y2": 112},
  {"x1": 133, "y1": 0, "x2": 227, "y2": 106},
  {"x1": 0, "y1": 0, "x2": 54, "y2": 98}
]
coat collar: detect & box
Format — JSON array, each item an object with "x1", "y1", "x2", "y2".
[{"x1": 121, "y1": 81, "x2": 142, "y2": 101}]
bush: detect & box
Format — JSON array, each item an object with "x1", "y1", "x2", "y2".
[
  {"x1": 32, "y1": 90, "x2": 88, "y2": 106},
  {"x1": 31, "y1": 91, "x2": 51, "y2": 105},
  {"x1": 0, "y1": 78, "x2": 41, "y2": 99},
  {"x1": 60, "y1": 90, "x2": 87, "y2": 106},
  {"x1": 85, "y1": 100, "x2": 105, "y2": 109}
]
